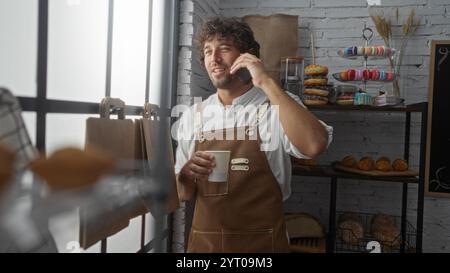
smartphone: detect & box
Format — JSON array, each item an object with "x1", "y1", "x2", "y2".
[{"x1": 235, "y1": 68, "x2": 252, "y2": 84}]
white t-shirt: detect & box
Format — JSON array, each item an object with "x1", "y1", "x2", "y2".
[{"x1": 173, "y1": 87, "x2": 333, "y2": 201}]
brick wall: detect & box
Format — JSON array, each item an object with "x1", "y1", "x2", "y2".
[
  {"x1": 172, "y1": 0, "x2": 219, "y2": 252},
  {"x1": 176, "y1": 0, "x2": 450, "y2": 252}
]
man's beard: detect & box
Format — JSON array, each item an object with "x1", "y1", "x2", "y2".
[{"x1": 211, "y1": 72, "x2": 234, "y2": 88}]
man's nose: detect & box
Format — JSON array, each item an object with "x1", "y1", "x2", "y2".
[{"x1": 212, "y1": 50, "x2": 222, "y2": 63}]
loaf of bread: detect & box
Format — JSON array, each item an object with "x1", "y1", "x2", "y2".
[
  {"x1": 30, "y1": 147, "x2": 116, "y2": 190},
  {"x1": 358, "y1": 156, "x2": 375, "y2": 171},
  {"x1": 0, "y1": 144, "x2": 16, "y2": 193},
  {"x1": 337, "y1": 212, "x2": 364, "y2": 245},
  {"x1": 285, "y1": 213, "x2": 325, "y2": 238},
  {"x1": 371, "y1": 214, "x2": 401, "y2": 248},
  {"x1": 375, "y1": 156, "x2": 392, "y2": 172},
  {"x1": 392, "y1": 159, "x2": 408, "y2": 171},
  {"x1": 341, "y1": 155, "x2": 357, "y2": 168}
]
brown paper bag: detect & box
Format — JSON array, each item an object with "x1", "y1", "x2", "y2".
[
  {"x1": 242, "y1": 14, "x2": 299, "y2": 81},
  {"x1": 140, "y1": 103, "x2": 179, "y2": 215},
  {"x1": 80, "y1": 98, "x2": 141, "y2": 249}
]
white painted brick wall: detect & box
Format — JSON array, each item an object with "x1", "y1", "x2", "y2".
[
  {"x1": 175, "y1": 0, "x2": 450, "y2": 252},
  {"x1": 172, "y1": 0, "x2": 219, "y2": 253}
]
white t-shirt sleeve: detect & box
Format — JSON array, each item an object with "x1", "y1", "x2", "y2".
[{"x1": 280, "y1": 92, "x2": 333, "y2": 159}]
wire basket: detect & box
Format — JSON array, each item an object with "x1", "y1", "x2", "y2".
[{"x1": 335, "y1": 211, "x2": 417, "y2": 253}]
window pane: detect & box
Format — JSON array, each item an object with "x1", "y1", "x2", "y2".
[
  {"x1": 46, "y1": 113, "x2": 94, "y2": 154},
  {"x1": 110, "y1": 0, "x2": 149, "y2": 106},
  {"x1": 48, "y1": 208, "x2": 101, "y2": 253},
  {"x1": 107, "y1": 216, "x2": 142, "y2": 253},
  {"x1": 0, "y1": 0, "x2": 37, "y2": 97},
  {"x1": 47, "y1": 0, "x2": 108, "y2": 102}
]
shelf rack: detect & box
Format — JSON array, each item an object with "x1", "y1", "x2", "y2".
[{"x1": 291, "y1": 102, "x2": 428, "y2": 253}]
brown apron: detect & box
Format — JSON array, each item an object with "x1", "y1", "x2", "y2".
[{"x1": 187, "y1": 103, "x2": 289, "y2": 253}]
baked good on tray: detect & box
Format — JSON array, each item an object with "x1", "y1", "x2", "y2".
[
  {"x1": 392, "y1": 158, "x2": 408, "y2": 171},
  {"x1": 375, "y1": 156, "x2": 392, "y2": 172},
  {"x1": 357, "y1": 156, "x2": 375, "y2": 171},
  {"x1": 291, "y1": 157, "x2": 317, "y2": 167},
  {"x1": 341, "y1": 155, "x2": 357, "y2": 168}
]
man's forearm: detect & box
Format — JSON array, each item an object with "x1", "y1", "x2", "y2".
[{"x1": 260, "y1": 77, "x2": 328, "y2": 158}]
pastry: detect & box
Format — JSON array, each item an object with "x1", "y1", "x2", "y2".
[
  {"x1": 0, "y1": 144, "x2": 16, "y2": 193},
  {"x1": 341, "y1": 155, "x2": 357, "y2": 168},
  {"x1": 375, "y1": 156, "x2": 392, "y2": 171},
  {"x1": 392, "y1": 158, "x2": 408, "y2": 171},
  {"x1": 358, "y1": 156, "x2": 375, "y2": 171},
  {"x1": 305, "y1": 64, "x2": 329, "y2": 76},
  {"x1": 30, "y1": 147, "x2": 116, "y2": 190}
]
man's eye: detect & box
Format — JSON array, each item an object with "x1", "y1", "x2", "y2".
[{"x1": 204, "y1": 50, "x2": 212, "y2": 56}]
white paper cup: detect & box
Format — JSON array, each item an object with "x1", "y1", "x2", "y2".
[{"x1": 205, "y1": 150, "x2": 231, "y2": 182}]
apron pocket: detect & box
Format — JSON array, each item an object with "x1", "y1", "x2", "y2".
[
  {"x1": 188, "y1": 229, "x2": 222, "y2": 253},
  {"x1": 198, "y1": 179, "x2": 229, "y2": 197},
  {"x1": 222, "y1": 228, "x2": 274, "y2": 253}
]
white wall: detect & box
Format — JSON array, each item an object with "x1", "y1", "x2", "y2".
[{"x1": 176, "y1": 0, "x2": 450, "y2": 252}]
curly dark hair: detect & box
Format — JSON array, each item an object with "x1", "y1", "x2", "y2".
[{"x1": 195, "y1": 16, "x2": 260, "y2": 63}]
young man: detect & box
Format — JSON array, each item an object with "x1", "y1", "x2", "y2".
[{"x1": 174, "y1": 17, "x2": 333, "y2": 252}]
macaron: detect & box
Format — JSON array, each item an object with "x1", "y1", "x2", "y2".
[
  {"x1": 348, "y1": 69, "x2": 356, "y2": 80},
  {"x1": 362, "y1": 69, "x2": 369, "y2": 80},
  {"x1": 346, "y1": 47, "x2": 353, "y2": 56},
  {"x1": 340, "y1": 70, "x2": 349, "y2": 81},
  {"x1": 356, "y1": 69, "x2": 364, "y2": 80},
  {"x1": 380, "y1": 70, "x2": 386, "y2": 81},
  {"x1": 364, "y1": 47, "x2": 371, "y2": 56},
  {"x1": 357, "y1": 46, "x2": 364, "y2": 56}
]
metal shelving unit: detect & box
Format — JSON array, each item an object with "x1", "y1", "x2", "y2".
[{"x1": 291, "y1": 102, "x2": 428, "y2": 253}]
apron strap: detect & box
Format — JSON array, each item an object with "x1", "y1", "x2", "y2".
[{"x1": 195, "y1": 102, "x2": 204, "y2": 142}]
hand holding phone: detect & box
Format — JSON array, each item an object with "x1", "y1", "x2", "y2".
[{"x1": 235, "y1": 67, "x2": 252, "y2": 84}]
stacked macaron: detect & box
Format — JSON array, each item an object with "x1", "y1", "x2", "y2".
[
  {"x1": 354, "y1": 91, "x2": 374, "y2": 106},
  {"x1": 303, "y1": 64, "x2": 330, "y2": 106},
  {"x1": 338, "y1": 46, "x2": 395, "y2": 58},
  {"x1": 334, "y1": 69, "x2": 395, "y2": 82}
]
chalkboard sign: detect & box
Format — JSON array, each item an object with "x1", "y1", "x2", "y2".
[{"x1": 425, "y1": 40, "x2": 450, "y2": 197}]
